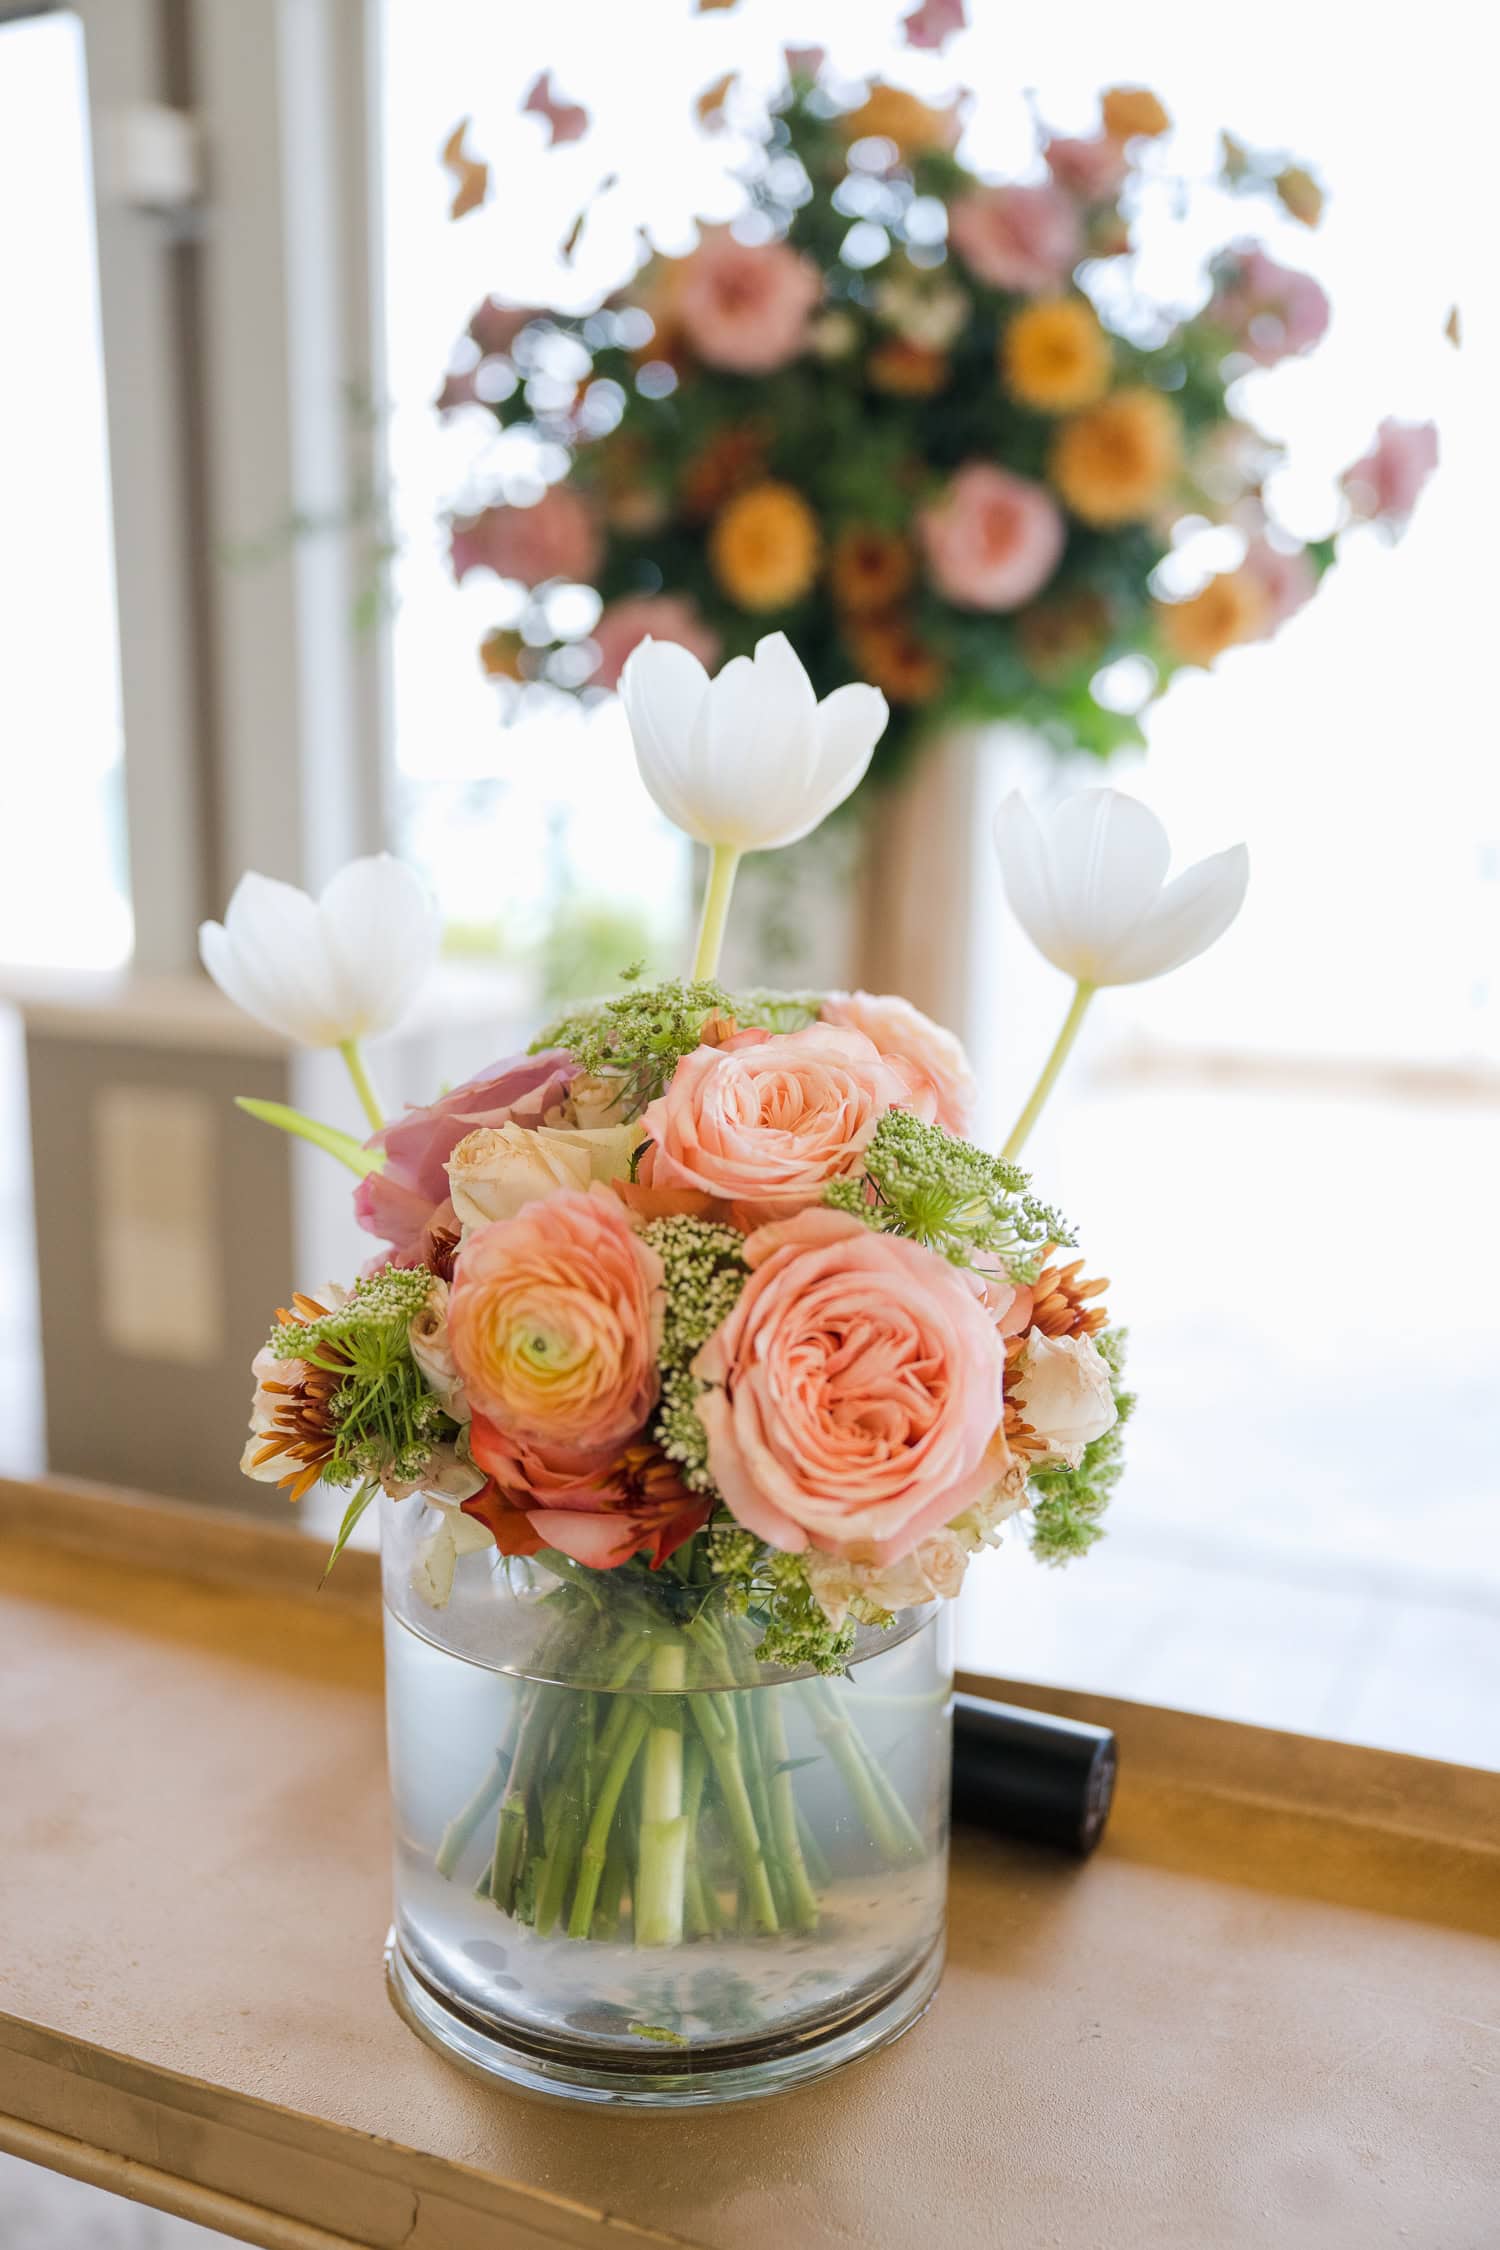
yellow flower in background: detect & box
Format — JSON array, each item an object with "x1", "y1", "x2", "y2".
[
  {"x1": 1049, "y1": 388, "x2": 1182, "y2": 525},
  {"x1": 1101, "y1": 86, "x2": 1171, "y2": 141},
  {"x1": 839, "y1": 82, "x2": 962, "y2": 157},
  {"x1": 710, "y1": 482, "x2": 821, "y2": 612},
  {"x1": 1002, "y1": 300, "x2": 1112, "y2": 413},
  {"x1": 1275, "y1": 165, "x2": 1324, "y2": 227},
  {"x1": 1157, "y1": 571, "x2": 1270, "y2": 666},
  {"x1": 478, "y1": 628, "x2": 526, "y2": 681}
]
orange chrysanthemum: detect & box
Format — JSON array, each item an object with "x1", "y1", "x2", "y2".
[
  {"x1": 1156, "y1": 571, "x2": 1269, "y2": 666},
  {"x1": 679, "y1": 423, "x2": 769, "y2": 520},
  {"x1": 478, "y1": 628, "x2": 526, "y2": 682},
  {"x1": 1050, "y1": 387, "x2": 1182, "y2": 526},
  {"x1": 868, "y1": 337, "x2": 949, "y2": 397},
  {"x1": 709, "y1": 481, "x2": 820, "y2": 612},
  {"x1": 247, "y1": 1293, "x2": 352, "y2": 1501},
  {"x1": 1002, "y1": 299, "x2": 1112, "y2": 413},
  {"x1": 1017, "y1": 590, "x2": 1113, "y2": 682},
  {"x1": 831, "y1": 526, "x2": 916, "y2": 614},
  {"x1": 1002, "y1": 1256, "x2": 1112, "y2": 1457},
  {"x1": 1101, "y1": 86, "x2": 1171, "y2": 142},
  {"x1": 847, "y1": 609, "x2": 946, "y2": 703}
]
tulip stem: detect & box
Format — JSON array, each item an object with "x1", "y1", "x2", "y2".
[
  {"x1": 337, "y1": 1039, "x2": 385, "y2": 1134},
  {"x1": 1000, "y1": 981, "x2": 1095, "y2": 1163},
  {"x1": 691, "y1": 846, "x2": 742, "y2": 983}
]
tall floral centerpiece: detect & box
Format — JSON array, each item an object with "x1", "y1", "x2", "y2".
[
  {"x1": 205, "y1": 633, "x2": 1247, "y2": 2105},
  {"x1": 439, "y1": 66, "x2": 1433, "y2": 776}
]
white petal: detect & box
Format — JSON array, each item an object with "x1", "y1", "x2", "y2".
[
  {"x1": 1037, "y1": 792, "x2": 1172, "y2": 982},
  {"x1": 619, "y1": 638, "x2": 713, "y2": 839},
  {"x1": 994, "y1": 793, "x2": 1075, "y2": 973},
  {"x1": 206, "y1": 872, "x2": 344, "y2": 1043},
  {"x1": 1103, "y1": 842, "x2": 1249, "y2": 984},
  {"x1": 319, "y1": 855, "x2": 441, "y2": 1038},
  {"x1": 788, "y1": 682, "x2": 888, "y2": 841}
]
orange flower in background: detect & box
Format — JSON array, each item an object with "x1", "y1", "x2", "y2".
[
  {"x1": 1050, "y1": 387, "x2": 1181, "y2": 525},
  {"x1": 1157, "y1": 571, "x2": 1269, "y2": 666},
  {"x1": 1002, "y1": 300, "x2": 1112, "y2": 413},
  {"x1": 1100, "y1": 86, "x2": 1170, "y2": 141},
  {"x1": 868, "y1": 337, "x2": 949, "y2": 396},
  {"x1": 478, "y1": 628, "x2": 526, "y2": 682},
  {"x1": 848, "y1": 610, "x2": 945, "y2": 702},
  {"x1": 1275, "y1": 165, "x2": 1324, "y2": 227},
  {"x1": 709, "y1": 481, "x2": 820, "y2": 611},
  {"x1": 680, "y1": 423, "x2": 769, "y2": 519},
  {"x1": 831, "y1": 526, "x2": 915, "y2": 614},
  {"x1": 1017, "y1": 591, "x2": 1113, "y2": 682},
  {"x1": 839, "y1": 82, "x2": 962, "y2": 157}
]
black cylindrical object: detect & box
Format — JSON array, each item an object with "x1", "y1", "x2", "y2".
[{"x1": 950, "y1": 1692, "x2": 1117, "y2": 1856}]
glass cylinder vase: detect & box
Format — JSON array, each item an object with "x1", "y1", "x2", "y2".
[{"x1": 381, "y1": 1495, "x2": 953, "y2": 2107}]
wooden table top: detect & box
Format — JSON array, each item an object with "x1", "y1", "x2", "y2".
[{"x1": 2, "y1": 1476, "x2": 1497, "y2": 2250}]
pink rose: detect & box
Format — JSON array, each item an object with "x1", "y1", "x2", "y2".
[
  {"x1": 1241, "y1": 537, "x2": 1317, "y2": 631},
  {"x1": 920, "y1": 462, "x2": 1066, "y2": 611},
  {"x1": 355, "y1": 1051, "x2": 574, "y2": 1267},
  {"x1": 638, "y1": 1023, "x2": 925, "y2": 1229},
  {"x1": 450, "y1": 486, "x2": 600, "y2": 588},
  {"x1": 948, "y1": 184, "x2": 1081, "y2": 293},
  {"x1": 467, "y1": 1426, "x2": 709, "y2": 1569},
  {"x1": 902, "y1": 0, "x2": 966, "y2": 51},
  {"x1": 590, "y1": 596, "x2": 722, "y2": 691},
  {"x1": 674, "y1": 228, "x2": 823, "y2": 373},
  {"x1": 450, "y1": 1187, "x2": 663, "y2": 1457},
  {"x1": 1210, "y1": 246, "x2": 1329, "y2": 366},
  {"x1": 693, "y1": 1208, "x2": 1010, "y2": 1564},
  {"x1": 820, "y1": 991, "x2": 978, "y2": 1137},
  {"x1": 1341, "y1": 418, "x2": 1439, "y2": 523},
  {"x1": 1043, "y1": 134, "x2": 1127, "y2": 203}
]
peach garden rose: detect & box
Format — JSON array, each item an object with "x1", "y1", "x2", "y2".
[
  {"x1": 637, "y1": 1021, "x2": 926, "y2": 1228},
  {"x1": 819, "y1": 990, "x2": 979, "y2": 1138},
  {"x1": 692, "y1": 1207, "x2": 1010, "y2": 1564}
]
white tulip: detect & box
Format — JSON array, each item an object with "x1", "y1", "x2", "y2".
[
  {"x1": 994, "y1": 789, "x2": 1248, "y2": 1159},
  {"x1": 620, "y1": 632, "x2": 888, "y2": 854},
  {"x1": 994, "y1": 789, "x2": 1248, "y2": 987},
  {"x1": 200, "y1": 855, "x2": 440, "y2": 1046}
]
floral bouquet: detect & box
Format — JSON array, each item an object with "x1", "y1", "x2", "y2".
[
  {"x1": 439, "y1": 60, "x2": 1433, "y2": 783},
  {"x1": 204, "y1": 636, "x2": 1245, "y2": 2093}
]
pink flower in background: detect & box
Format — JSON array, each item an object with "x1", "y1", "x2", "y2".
[
  {"x1": 674, "y1": 229, "x2": 823, "y2": 372},
  {"x1": 522, "y1": 71, "x2": 589, "y2": 147},
  {"x1": 1241, "y1": 538, "x2": 1317, "y2": 631},
  {"x1": 902, "y1": 0, "x2": 966, "y2": 51},
  {"x1": 920, "y1": 462, "x2": 1065, "y2": 612},
  {"x1": 450, "y1": 487, "x2": 601, "y2": 588},
  {"x1": 435, "y1": 367, "x2": 480, "y2": 414},
  {"x1": 638, "y1": 1022, "x2": 924, "y2": 1228},
  {"x1": 590, "y1": 597, "x2": 722, "y2": 691},
  {"x1": 355, "y1": 1052, "x2": 575, "y2": 1266},
  {"x1": 468, "y1": 298, "x2": 540, "y2": 357},
  {"x1": 948, "y1": 184, "x2": 1081, "y2": 293},
  {"x1": 1341, "y1": 418, "x2": 1439, "y2": 524},
  {"x1": 1043, "y1": 134, "x2": 1128, "y2": 202},
  {"x1": 783, "y1": 44, "x2": 826, "y2": 78},
  {"x1": 819, "y1": 991, "x2": 978, "y2": 1137},
  {"x1": 1210, "y1": 246, "x2": 1330, "y2": 366},
  {"x1": 693, "y1": 1208, "x2": 1009, "y2": 1564}
]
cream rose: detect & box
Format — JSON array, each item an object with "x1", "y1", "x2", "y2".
[
  {"x1": 1011, "y1": 1330, "x2": 1117, "y2": 1467},
  {"x1": 447, "y1": 1120, "x2": 640, "y2": 1231},
  {"x1": 408, "y1": 1277, "x2": 466, "y2": 1416}
]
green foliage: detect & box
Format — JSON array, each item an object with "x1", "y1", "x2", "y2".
[
  {"x1": 538, "y1": 898, "x2": 660, "y2": 1009},
  {"x1": 1027, "y1": 1331, "x2": 1135, "y2": 1564},
  {"x1": 642, "y1": 1217, "x2": 750, "y2": 1492},
  {"x1": 825, "y1": 1109, "x2": 1073, "y2": 1282},
  {"x1": 269, "y1": 1269, "x2": 451, "y2": 1490},
  {"x1": 534, "y1": 976, "x2": 819, "y2": 1112},
  {"x1": 706, "y1": 1530, "x2": 856, "y2": 1677}
]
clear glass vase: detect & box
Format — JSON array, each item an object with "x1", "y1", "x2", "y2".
[{"x1": 381, "y1": 1495, "x2": 953, "y2": 2106}]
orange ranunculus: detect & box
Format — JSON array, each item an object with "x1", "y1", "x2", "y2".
[
  {"x1": 838, "y1": 82, "x2": 962, "y2": 157},
  {"x1": 708, "y1": 481, "x2": 820, "y2": 612},
  {"x1": 868, "y1": 336, "x2": 949, "y2": 396},
  {"x1": 1100, "y1": 86, "x2": 1171, "y2": 142},
  {"x1": 1156, "y1": 571, "x2": 1270, "y2": 666},
  {"x1": 1002, "y1": 300, "x2": 1112, "y2": 413},
  {"x1": 831, "y1": 526, "x2": 916, "y2": 614},
  {"x1": 1049, "y1": 388, "x2": 1182, "y2": 526},
  {"x1": 1017, "y1": 591, "x2": 1113, "y2": 682},
  {"x1": 847, "y1": 609, "x2": 945, "y2": 703}
]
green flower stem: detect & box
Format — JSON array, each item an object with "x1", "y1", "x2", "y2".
[
  {"x1": 807, "y1": 1680, "x2": 923, "y2": 1864},
  {"x1": 534, "y1": 1734, "x2": 591, "y2": 1938},
  {"x1": 688, "y1": 1695, "x2": 780, "y2": 1935},
  {"x1": 734, "y1": 1693, "x2": 789, "y2": 1923},
  {"x1": 489, "y1": 1685, "x2": 559, "y2": 1912},
  {"x1": 796, "y1": 1803, "x2": 832, "y2": 1889},
  {"x1": 691, "y1": 845, "x2": 742, "y2": 983},
  {"x1": 593, "y1": 1829, "x2": 630, "y2": 1940},
  {"x1": 635, "y1": 1644, "x2": 689, "y2": 1948},
  {"x1": 436, "y1": 1715, "x2": 517, "y2": 1879},
  {"x1": 567, "y1": 1703, "x2": 652, "y2": 1940},
  {"x1": 681, "y1": 1736, "x2": 721, "y2": 1939},
  {"x1": 757, "y1": 1694, "x2": 820, "y2": 1934},
  {"x1": 337, "y1": 1037, "x2": 386, "y2": 1134},
  {"x1": 233, "y1": 1098, "x2": 385, "y2": 1177},
  {"x1": 1000, "y1": 980, "x2": 1095, "y2": 1164}
]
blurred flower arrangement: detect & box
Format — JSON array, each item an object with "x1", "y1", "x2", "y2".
[{"x1": 437, "y1": 58, "x2": 1436, "y2": 782}]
